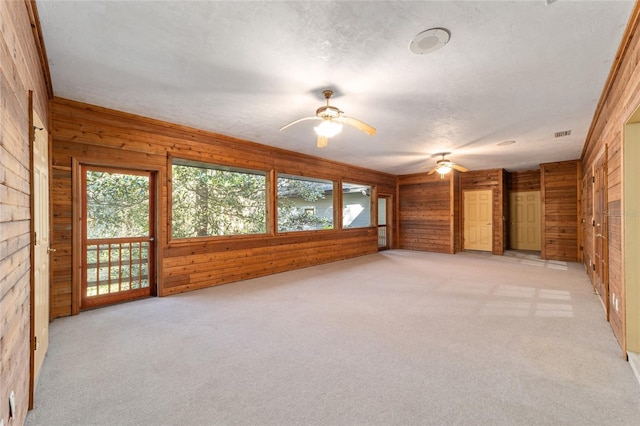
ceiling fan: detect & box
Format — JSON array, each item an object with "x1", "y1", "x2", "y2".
[
  {"x1": 279, "y1": 90, "x2": 376, "y2": 148},
  {"x1": 426, "y1": 153, "x2": 468, "y2": 179}
]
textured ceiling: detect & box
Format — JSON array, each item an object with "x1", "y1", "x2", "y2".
[{"x1": 36, "y1": 0, "x2": 634, "y2": 174}]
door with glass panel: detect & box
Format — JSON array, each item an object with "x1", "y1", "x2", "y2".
[
  {"x1": 377, "y1": 196, "x2": 390, "y2": 250},
  {"x1": 82, "y1": 167, "x2": 155, "y2": 309}
]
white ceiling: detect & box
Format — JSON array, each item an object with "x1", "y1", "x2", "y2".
[{"x1": 36, "y1": 0, "x2": 633, "y2": 175}]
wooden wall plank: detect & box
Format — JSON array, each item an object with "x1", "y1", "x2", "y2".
[
  {"x1": 579, "y1": 0, "x2": 640, "y2": 352},
  {"x1": 397, "y1": 169, "x2": 506, "y2": 255},
  {"x1": 509, "y1": 170, "x2": 541, "y2": 191},
  {"x1": 397, "y1": 173, "x2": 455, "y2": 253},
  {"x1": 540, "y1": 160, "x2": 581, "y2": 262},
  {"x1": 50, "y1": 98, "x2": 397, "y2": 312},
  {"x1": 1, "y1": 0, "x2": 50, "y2": 423}
]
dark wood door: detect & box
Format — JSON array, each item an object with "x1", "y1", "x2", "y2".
[{"x1": 81, "y1": 166, "x2": 156, "y2": 309}]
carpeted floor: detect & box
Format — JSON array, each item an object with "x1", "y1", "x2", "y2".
[{"x1": 26, "y1": 250, "x2": 640, "y2": 425}]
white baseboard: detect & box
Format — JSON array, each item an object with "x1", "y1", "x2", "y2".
[{"x1": 627, "y1": 351, "x2": 640, "y2": 388}]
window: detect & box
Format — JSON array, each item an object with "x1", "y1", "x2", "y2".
[
  {"x1": 277, "y1": 175, "x2": 334, "y2": 232},
  {"x1": 171, "y1": 159, "x2": 266, "y2": 238},
  {"x1": 342, "y1": 182, "x2": 372, "y2": 228}
]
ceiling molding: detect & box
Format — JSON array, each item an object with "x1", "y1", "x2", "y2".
[{"x1": 25, "y1": 0, "x2": 53, "y2": 99}]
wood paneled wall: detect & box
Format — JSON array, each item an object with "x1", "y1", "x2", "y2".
[
  {"x1": 459, "y1": 169, "x2": 506, "y2": 255},
  {"x1": 540, "y1": 160, "x2": 581, "y2": 262},
  {"x1": 397, "y1": 173, "x2": 457, "y2": 253},
  {"x1": 397, "y1": 169, "x2": 505, "y2": 255},
  {"x1": 509, "y1": 170, "x2": 540, "y2": 191},
  {"x1": 1, "y1": 1, "x2": 50, "y2": 424},
  {"x1": 50, "y1": 98, "x2": 397, "y2": 317},
  {"x1": 581, "y1": 2, "x2": 640, "y2": 352}
]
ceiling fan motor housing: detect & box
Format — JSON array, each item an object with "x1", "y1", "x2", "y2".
[{"x1": 316, "y1": 105, "x2": 341, "y2": 118}]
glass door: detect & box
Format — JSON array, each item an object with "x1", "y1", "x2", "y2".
[{"x1": 378, "y1": 197, "x2": 389, "y2": 250}]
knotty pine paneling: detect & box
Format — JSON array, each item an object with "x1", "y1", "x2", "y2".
[
  {"x1": 163, "y1": 231, "x2": 376, "y2": 294},
  {"x1": 50, "y1": 98, "x2": 397, "y2": 316},
  {"x1": 509, "y1": 170, "x2": 540, "y2": 191},
  {"x1": 397, "y1": 172, "x2": 457, "y2": 254},
  {"x1": 540, "y1": 160, "x2": 580, "y2": 262},
  {"x1": 580, "y1": 2, "x2": 640, "y2": 351},
  {"x1": 459, "y1": 169, "x2": 506, "y2": 255},
  {"x1": 1, "y1": 1, "x2": 50, "y2": 424}
]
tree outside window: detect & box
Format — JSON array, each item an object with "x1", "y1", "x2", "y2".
[
  {"x1": 277, "y1": 175, "x2": 334, "y2": 232},
  {"x1": 171, "y1": 160, "x2": 267, "y2": 238}
]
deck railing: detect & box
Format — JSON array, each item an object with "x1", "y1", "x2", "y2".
[
  {"x1": 85, "y1": 238, "x2": 150, "y2": 297},
  {"x1": 378, "y1": 225, "x2": 387, "y2": 248}
]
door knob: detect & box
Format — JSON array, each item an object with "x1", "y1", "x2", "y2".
[{"x1": 47, "y1": 247, "x2": 57, "y2": 253}]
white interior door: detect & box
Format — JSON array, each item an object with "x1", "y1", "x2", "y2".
[
  {"x1": 33, "y1": 111, "x2": 50, "y2": 386},
  {"x1": 464, "y1": 190, "x2": 493, "y2": 251}
]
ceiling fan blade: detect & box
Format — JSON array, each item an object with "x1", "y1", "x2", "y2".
[
  {"x1": 426, "y1": 167, "x2": 438, "y2": 175},
  {"x1": 317, "y1": 135, "x2": 329, "y2": 148},
  {"x1": 451, "y1": 164, "x2": 468, "y2": 172},
  {"x1": 341, "y1": 116, "x2": 376, "y2": 136},
  {"x1": 279, "y1": 116, "x2": 320, "y2": 132}
]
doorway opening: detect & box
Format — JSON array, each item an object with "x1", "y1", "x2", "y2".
[
  {"x1": 80, "y1": 166, "x2": 156, "y2": 309},
  {"x1": 377, "y1": 195, "x2": 392, "y2": 250},
  {"x1": 624, "y1": 113, "x2": 640, "y2": 369}
]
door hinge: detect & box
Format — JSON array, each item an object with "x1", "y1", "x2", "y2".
[
  {"x1": 592, "y1": 263, "x2": 596, "y2": 271},
  {"x1": 34, "y1": 336, "x2": 38, "y2": 350},
  {"x1": 592, "y1": 176, "x2": 595, "y2": 183}
]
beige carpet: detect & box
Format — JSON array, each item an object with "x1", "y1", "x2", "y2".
[{"x1": 26, "y1": 250, "x2": 640, "y2": 425}]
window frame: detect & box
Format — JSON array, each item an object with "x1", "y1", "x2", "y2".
[
  {"x1": 341, "y1": 181, "x2": 375, "y2": 229},
  {"x1": 276, "y1": 173, "x2": 337, "y2": 234},
  {"x1": 168, "y1": 156, "x2": 271, "y2": 243}
]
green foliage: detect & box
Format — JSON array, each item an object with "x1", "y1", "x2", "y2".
[
  {"x1": 172, "y1": 165, "x2": 267, "y2": 237},
  {"x1": 86, "y1": 171, "x2": 149, "y2": 239},
  {"x1": 277, "y1": 177, "x2": 333, "y2": 231},
  {"x1": 85, "y1": 165, "x2": 337, "y2": 241}
]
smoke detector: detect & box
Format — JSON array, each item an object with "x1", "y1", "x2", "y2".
[{"x1": 409, "y1": 28, "x2": 451, "y2": 55}]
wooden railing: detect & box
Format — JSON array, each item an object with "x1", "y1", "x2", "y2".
[
  {"x1": 85, "y1": 238, "x2": 150, "y2": 297},
  {"x1": 378, "y1": 225, "x2": 387, "y2": 249}
]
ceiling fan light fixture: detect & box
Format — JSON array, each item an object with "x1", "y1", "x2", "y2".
[
  {"x1": 314, "y1": 120, "x2": 343, "y2": 138},
  {"x1": 437, "y1": 164, "x2": 452, "y2": 175}
]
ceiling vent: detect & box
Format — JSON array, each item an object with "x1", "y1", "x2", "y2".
[{"x1": 554, "y1": 130, "x2": 571, "y2": 138}]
